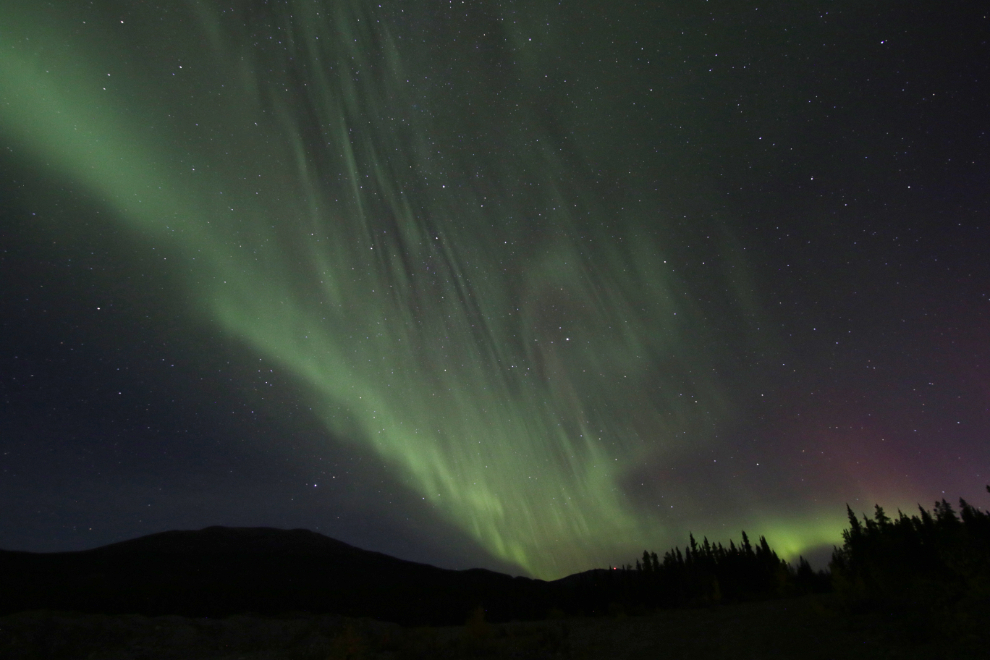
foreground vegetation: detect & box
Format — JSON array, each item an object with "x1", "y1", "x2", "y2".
[{"x1": 4, "y1": 590, "x2": 986, "y2": 659}]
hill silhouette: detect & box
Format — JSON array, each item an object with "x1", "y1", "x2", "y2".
[
  {"x1": 0, "y1": 527, "x2": 558, "y2": 625},
  {"x1": 4, "y1": 495, "x2": 989, "y2": 657},
  {"x1": 0, "y1": 525, "x2": 826, "y2": 626}
]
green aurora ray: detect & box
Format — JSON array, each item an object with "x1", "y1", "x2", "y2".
[{"x1": 0, "y1": 1, "x2": 847, "y2": 577}]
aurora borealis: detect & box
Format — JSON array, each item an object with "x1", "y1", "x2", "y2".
[{"x1": 2, "y1": 1, "x2": 988, "y2": 579}]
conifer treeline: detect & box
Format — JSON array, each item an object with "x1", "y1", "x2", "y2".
[
  {"x1": 636, "y1": 532, "x2": 828, "y2": 606},
  {"x1": 830, "y1": 486, "x2": 990, "y2": 608},
  {"x1": 599, "y1": 487, "x2": 990, "y2": 613},
  {"x1": 610, "y1": 530, "x2": 830, "y2": 609}
]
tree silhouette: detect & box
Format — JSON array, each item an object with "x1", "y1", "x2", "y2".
[
  {"x1": 617, "y1": 528, "x2": 829, "y2": 610},
  {"x1": 830, "y1": 489, "x2": 990, "y2": 613}
]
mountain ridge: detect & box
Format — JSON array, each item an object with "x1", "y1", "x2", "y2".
[{"x1": 0, "y1": 526, "x2": 588, "y2": 625}]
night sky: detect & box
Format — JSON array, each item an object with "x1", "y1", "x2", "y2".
[{"x1": 1, "y1": 1, "x2": 988, "y2": 580}]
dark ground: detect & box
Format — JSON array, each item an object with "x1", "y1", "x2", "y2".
[{"x1": 2, "y1": 594, "x2": 986, "y2": 659}]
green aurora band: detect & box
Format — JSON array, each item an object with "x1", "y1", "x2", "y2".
[{"x1": 1, "y1": 1, "x2": 847, "y2": 577}]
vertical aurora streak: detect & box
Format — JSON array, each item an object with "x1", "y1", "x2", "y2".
[{"x1": 0, "y1": 0, "x2": 865, "y2": 577}]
